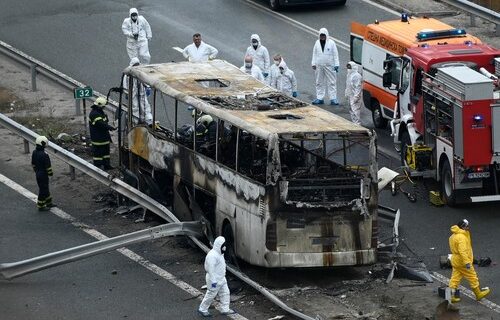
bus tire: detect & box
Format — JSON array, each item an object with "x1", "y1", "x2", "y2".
[
  {"x1": 269, "y1": 0, "x2": 281, "y2": 10},
  {"x1": 441, "y1": 160, "x2": 456, "y2": 206},
  {"x1": 222, "y1": 222, "x2": 240, "y2": 269},
  {"x1": 400, "y1": 130, "x2": 411, "y2": 167},
  {"x1": 371, "y1": 100, "x2": 387, "y2": 129}
]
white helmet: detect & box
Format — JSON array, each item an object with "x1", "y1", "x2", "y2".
[
  {"x1": 197, "y1": 115, "x2": 213, "y2": 126},
  {"x1": 35, "y1": 135, "x2": 49, "y2": 146},
  {"x1": 95, "y1": 97, "x2": 107, "y2": 107}
]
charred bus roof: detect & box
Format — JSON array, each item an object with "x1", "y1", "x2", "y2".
[{"x1": 124, "y1": 60, "x2": 369, "y2": 139}]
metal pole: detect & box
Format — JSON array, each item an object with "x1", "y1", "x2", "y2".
[
  {"x1": 235, "y1": 129, "x2": 240, "y2": 172},
  {"x1": 69, "y1": 165, "x2": 75, "y2": 180},
  {"x1": 75, "y1": 99, "x2": 81, "y2": 116},
  {"x1": 23, "y1": 139, "x2": 29, "y2": 154},
  {"x1": 174, "y1": 100, "x2": 178, "y2": 142},
  {"x1": 83, "y1": 99, "x2": 87, "y2": 138},
  {"x1": 30, "y1": 64, "x2": 37, "y2": 92}
]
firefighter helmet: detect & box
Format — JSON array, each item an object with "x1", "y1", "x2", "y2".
[
  {"x1": 35, "y1": 135, "x2": 48, "y2": 147},
  {"x1": 95, "y1": 97, "x2": 107, "y2": 107}
]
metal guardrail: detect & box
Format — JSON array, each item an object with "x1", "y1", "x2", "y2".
[
  {"x1": 0, "y1": 41, "x2": 317, "y2": 320},
  {"x1": 439, "y1": 0, "x2": 500, "y2": 36}
]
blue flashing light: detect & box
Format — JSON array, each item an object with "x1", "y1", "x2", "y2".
[
  {"x1": 473, "y1": 114, "x2": 483, "y2": 122},
  {"x1": 416, "y1": 28, "x2": 467, "y2": 41},
  {"x1": 401, "y1": 13, "x2": 409, "y2": 22}
]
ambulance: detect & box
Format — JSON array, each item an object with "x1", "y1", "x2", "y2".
[{"x1": 350, "y1": 15, "x2": 482, "y2": 128}]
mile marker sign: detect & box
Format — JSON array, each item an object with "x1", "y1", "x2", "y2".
[{"x1": 74, "y1": 87, "x2": 93, "y2": 99}]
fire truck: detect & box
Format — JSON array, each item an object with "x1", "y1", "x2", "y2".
[{"x1": 352, "y1": 15, "x2": 500, "y2": 205}]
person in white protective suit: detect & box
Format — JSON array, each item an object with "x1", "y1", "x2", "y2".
[
  {"x1": 183, "y1": 33, "x2": 219, "y2": 62},
  {"x1": 122, "y1": 8, "x2": 152, "y2": 64},
  {"x1": 240, "y1": 55, "x2": 264, "y2": 82},
  {"x1": 198, "y1": 236, "x2": 236, "y2": 317},
  {"x1": 269, "y1": 54, "x2": 283, "y2": 89},
  {"x1": 274, "y1": 60, "x2": 298, "y2": 97},
  {"x1": 123, "y1": 58, "x2": 153, "y2": 125},
  {"x1": 245, "y1": 34, "x2": 270, "y2": 83},
  {"x1": 345, "y1": 61, "x2": 363, "y2": 125},
  {"x1": 311, "y1": 27, "x2": 340, "y2": 105}
]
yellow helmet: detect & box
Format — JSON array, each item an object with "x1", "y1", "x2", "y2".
[
  {"x1": 95, "y1": 97, "x2": 107, "y2": 107},
  {"x1": 35, "y1": 135, "x2": 49, "y2": 146}
]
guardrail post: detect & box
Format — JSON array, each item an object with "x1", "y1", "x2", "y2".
[
  {"x1": 75, "y1": 99, "x2": 81, "y2": 116},
  {"x1": 30, "y1": 64, "x2": 37, "y2": 92},
  {"x1": 23, "y1": 139, "x2": 30, "y2": 154},
  {"x1": 469, "y1": 13, "x2": 477, "y2": 27},
  {"x1": 69, "y1": 165, "x2": 75, "y2": 180},
  {"x1": 496, "y1": 24, "x2": 500, "y2": 37}
]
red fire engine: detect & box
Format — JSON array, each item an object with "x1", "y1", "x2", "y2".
[{"x1": 383, "y1": 40, "x2": 500, "y2": 205}]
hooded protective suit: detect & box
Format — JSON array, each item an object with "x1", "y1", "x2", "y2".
[
  {"x1": 345, "y1": 62, "x2": 362, "y2": 125},
  {"x1": 122, "y1": 8, "x2": 152, "y2": 64},
  {"x1": 245, "y1": 34, "x2": 270, "y2": 82},
  {"x1": 274, "y1": 60, "x2": 297, "y2": 97},
  {"x1": 240, "y1": 61, "x2": 265, "y2": 82},
  {"x1": 123, "y1": 57, "x2": 153, "y2": 125},
  {"x1": 198, "y1": 236, "x2": 232, "y2": 314},
  {"x1": 448, "y1": 224, "x2": 479, "y2": 289},
  {"x1": 311, "y1": 28, "x2": 340, "y2": 103}
]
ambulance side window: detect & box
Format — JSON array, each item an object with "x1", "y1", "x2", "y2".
[{"x1": 350, "y1": 36, "x2": 363, "y2": 65}]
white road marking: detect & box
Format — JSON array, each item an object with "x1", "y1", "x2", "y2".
[
  {"x1": 242, "y1": 0, "x2": 350, "y2": 50},
  {"x1": 360, "y1": 0, "x2": 400, "y2": 16},
  {"x1": 172, "y1": 46, "x2": 184, "y2": 53},
  {"x1": 431, "y1": 272, "x2": 500, "y2": 313},
  {"x1": 0, "y1": 172, "x2": 247, "y2": 320}
]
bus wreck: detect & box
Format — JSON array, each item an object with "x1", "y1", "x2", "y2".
[{"x1": 118, "y1": 60, "x2": 378, "y2": 267}]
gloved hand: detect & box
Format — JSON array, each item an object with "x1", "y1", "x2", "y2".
[
  {"x1": 292, "y1": 91, "x2": 298, "y2": 97},
  {"x1": 133, "y1": 33, "x2": 139, "y2": 40},
  {"x1": 145, "y1": 87, "x2": 152, "y2": 97},
  {"x1": 211, "y1": 283, "x2": 217, "y2": 289},
  {"x1": 334, "y1": 66, "x2": 339, "y2": 72},
  {"x1": 263, "y1": 72, "x2": 269, "y2": 78},
  {"x1": 465, "y1": 263, "x2": 471, "y2": 270}
]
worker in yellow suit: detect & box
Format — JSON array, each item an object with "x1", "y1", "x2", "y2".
[{"x1": 449, "y1": 219, "x2": 490, "y2": 303}]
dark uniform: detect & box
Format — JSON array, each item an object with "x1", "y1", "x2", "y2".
[
  {"x1": 89, "y1": 104, "x2": 114, "y2": 169},
  {"x1": 32, "y1": 145, "x2": 53, "y2": 210}
]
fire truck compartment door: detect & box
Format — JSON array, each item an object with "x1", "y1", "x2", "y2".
[{"x1": 494, "y1": 104, "x2": 500, "y2": 159}]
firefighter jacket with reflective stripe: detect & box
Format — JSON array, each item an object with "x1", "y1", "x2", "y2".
[
  {"x1": 89, "y1": 106, "x2": 112, "y2": 144},
  {"x1": 32, "y1": 146, "x2": 52, "y2": 177}
]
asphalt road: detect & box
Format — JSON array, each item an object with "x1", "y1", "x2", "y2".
[{"x1": 1, "y1": 0, "x2": 500, "y2": 313}]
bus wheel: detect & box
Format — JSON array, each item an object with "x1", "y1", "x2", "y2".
[
  {"x1": 371, "y1": 100, "x2": 388, "y2": 129},
  {"x1": 222, "y1": 223, "x2": 240, "y2": 269},
  {"x1": 400, "y1": 130, "x2": 411, "y2": 167},
  {"x1": 269, "y1": 0, "x2": 280, "y2": 10},
  {"x1": 441, "y1": 160, "x2": 456, "y2": 206}
]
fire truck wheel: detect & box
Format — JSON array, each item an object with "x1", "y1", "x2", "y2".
[
  {"x1": 371, "y1": 100, "x2": 388, "y2": 129},
  {"x1": 269, "y1": 0, "x2": 280, "y2": 10},
  {"x1": 400, "y1": 130, "x2": 411, "y2": 166},
  {"x1": 441, "y1": 160, "x2": 456, "y2": 206}
]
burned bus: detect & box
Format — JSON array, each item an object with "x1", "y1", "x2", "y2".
[{"x1": 117, "y1": 60, "x2": 378, "y2": 267}]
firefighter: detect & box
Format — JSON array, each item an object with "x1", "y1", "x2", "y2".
[
  {"x1": 32, "y1": 136, "x2": 54, "y2": 211},
  {"x1": 89, "y1": 97, "x2": 116, "y2": 170},
  {"x1": 448, "y1": 219, "x2": 490, "y2": 303}
]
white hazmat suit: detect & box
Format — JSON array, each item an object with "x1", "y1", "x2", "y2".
[
  {"x1": 311, "y1": 27, "x2": 339, "y2": 104},
  {"x1": 123, "y1": 57, "x2": 153, "y2": 125},
  {"x1": 122, "y1": 8, "x2": 152, "y2": 64},
  {"x1": 345, "y1": 61, "x2": 363, "y2": 125},
  {"x1": 274, "y1": 60, "x2": 297, "y2": 97},
  {"x1": 198, "y1": 236, "x2": 234, "y2": 316},
  {"x1": 245, "y1": 34, "x2": 270, "y2": 82},
  {"x1": 240, "y1": 63, "x2": 264, "y2": 82},
  {"x1": 183, "y1": 41, "x2": 218, "y2": 62},
  {"x1": 269, "y1": 58, "x2": 282, "y2": 89}
]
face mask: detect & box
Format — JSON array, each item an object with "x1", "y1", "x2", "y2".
[
  {"x1": 274, "y1": 60, "x2": 280, "y2": 66},
  {"x1": 131, "y1": 15, "x2": 138, "y2": 22},
  {"x1": 245, "y1": 63, "x2": 252, "y2": 69},
  {"x1": 279, "y1": 68, "x2": 284, "y2": 74}
]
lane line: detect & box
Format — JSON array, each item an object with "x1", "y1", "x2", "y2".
[
  {"x1": 432, "y1": 272, "x2": 500, "y2": 313},
  {"x1": 242, "y1": 0, "x2": 350, "y2": 50},
  {"x1": 0, "y1": 172, "x2": 247, "y2": 320}
]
